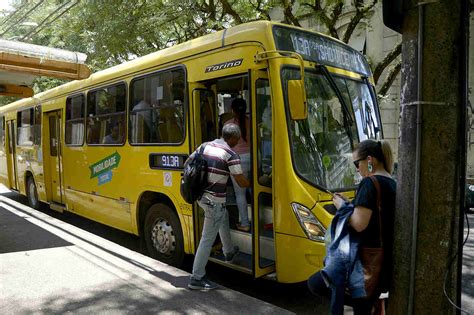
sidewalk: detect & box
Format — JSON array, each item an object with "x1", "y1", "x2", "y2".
[{"x1": 0, "y1": 191, "x2": 292, "y2": 314}]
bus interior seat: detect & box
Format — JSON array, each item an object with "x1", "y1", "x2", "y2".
[{"x1": 158, "y1": 107, "x2": 182, "y2": 142}]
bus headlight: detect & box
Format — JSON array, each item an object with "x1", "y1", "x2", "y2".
[{"x1": 291, "y1": 203, "x2": 326, "y2": 242}]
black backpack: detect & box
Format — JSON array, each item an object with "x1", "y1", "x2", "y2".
[{"x1": 180, "y1": 144, "x2": 208, "y2": 203}]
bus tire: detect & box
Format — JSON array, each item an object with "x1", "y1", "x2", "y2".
[
  {"x1": 26, "y1": 177, "x2": 40, "y2": 210},
  {"x1": 144, "y1": 203, "x2": 184, "y2": 267}
]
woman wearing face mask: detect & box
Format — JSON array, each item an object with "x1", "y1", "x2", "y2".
[{"x1": 308, "y1": 139, "x2": 396, "y2": 314}]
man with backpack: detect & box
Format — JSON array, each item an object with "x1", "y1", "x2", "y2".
[{"x1": 185, "y1": 123, "x2": 250, "y2": 290}]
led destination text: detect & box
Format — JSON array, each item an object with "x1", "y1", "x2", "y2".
[{"x1": 273, "y1": 26, "x2": 370, "y2": 76}]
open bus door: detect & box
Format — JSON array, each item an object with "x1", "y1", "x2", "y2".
[
  {"x1": 6, "y1": 120, "x2": 18, "y2": 190},
  {"x1": 44, "y1": 110, "x2": 64, "y2": 206},
  {"x1": 251, "y1": 68, "x2": 275, "y2": 278},
  {"x1": 191, "y1": 72, "x2": 275, "y2": 278},
  {"x1": 190, "y1": 84, "x2": 218, "y2": 257},
  {"x1": 192, "y1": 69, "x2": 275, "y2": 277}
]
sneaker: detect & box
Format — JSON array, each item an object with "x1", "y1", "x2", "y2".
[
  {"x1": 188, "y1": 277, "x2": 218, "y2": 290},
  {"x1": 224, "y1": 246, "x2": 240, "y2": 262},
  {"x1": 236, "y1": 224, "x2": 250, "y2": 232}
]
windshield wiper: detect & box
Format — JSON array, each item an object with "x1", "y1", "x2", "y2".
[{"x1": 317, "y1": 64, "x2": 354, "y2": 146}]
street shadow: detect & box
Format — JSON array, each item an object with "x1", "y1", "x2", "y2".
[
  {"x1": 0, "y1": 206, "x2": 72, "y2": 254},
  {"x1": 8, "y1": 279, "x2": 288, "y2": 314},
  {"x1": 0, "y1": 190, "x2": 143, "y2": 254}
]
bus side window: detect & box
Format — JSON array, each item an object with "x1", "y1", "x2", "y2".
[
  {"x1": 65, "y1": 95, "x2": 85, "y2": 146},
  {"x1": 129, "y1": 68, "x2": 185, "y2": 144},
  {"x1": 86, "y1": 83, "x2": 126, "y2": 145},
  {"x1": 17, "y1": 108, "x2": 35, "y2": 147},
  {"x1": 0, "y1": 116, "x2": 4, "y2": 149},
  {"x1": 200, "y1": 90, "x2": 217, "y2": 143},
  {"x1": 256, "y1": 79, "x2": 272, "y2": 187}
]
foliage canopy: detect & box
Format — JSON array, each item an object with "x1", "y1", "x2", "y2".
[{"x1": 0, "y1": 0, "x2": 399, "y2": 100}]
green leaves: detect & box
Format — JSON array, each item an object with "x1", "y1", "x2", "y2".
[{"x1": 0, "y1": 0, "x2": 398, "y2": 97}]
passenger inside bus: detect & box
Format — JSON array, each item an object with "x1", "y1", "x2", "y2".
[
  {"x1": 258, "y1": 102, "x2": 272, "y2": 186},
  {"x1": 131, "y1": 94, "x2": 153, "y2": 142},
  {"x1": 102, "y1": 122, "x2": 123, "y2": 144},
  {"x1": 224, "y1": 97, "x2": 251, "y2": 232}
]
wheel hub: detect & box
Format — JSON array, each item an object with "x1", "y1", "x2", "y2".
[{"x1": 151, "y1": 218, "x2": 176, "y2": 256}]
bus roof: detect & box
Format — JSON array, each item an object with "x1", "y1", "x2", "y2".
[{"x1": 0, "y1": 21, "x2": 367, "y2": 113}]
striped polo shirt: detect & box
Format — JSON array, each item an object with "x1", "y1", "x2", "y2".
[{"x1": 193, "y1": 138, "x2": 242, "y2": 203}]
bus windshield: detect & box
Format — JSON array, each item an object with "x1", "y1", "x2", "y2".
[{"x1": 282, "y1": 67, "x2": 380, "y2": 191}]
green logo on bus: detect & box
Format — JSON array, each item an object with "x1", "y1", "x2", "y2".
[{"x1": 89, "y1": 151, "x2": 121, "y2": 179}]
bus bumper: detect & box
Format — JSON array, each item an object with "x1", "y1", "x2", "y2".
[{"x1": 275, "y1": 233, "x2": 325, "y2": 283}]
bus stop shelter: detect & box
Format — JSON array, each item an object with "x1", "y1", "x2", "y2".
[{"x1": 0, "y1": 39, "x2": 90, "y2": 98}]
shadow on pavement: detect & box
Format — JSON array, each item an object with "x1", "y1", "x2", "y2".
[{"x1": 0, "y1": 206, "x2": 72, "y2": 254}]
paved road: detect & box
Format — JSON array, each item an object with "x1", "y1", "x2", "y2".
[
  {"x1": 1, "y1": 187, "x2": 473, "y2": 314},
  {"x1": 0, "y1": 190, "x2": 293, "y2": 315}
]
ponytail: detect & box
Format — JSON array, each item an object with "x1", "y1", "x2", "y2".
[{"x1": 380, "y1": 140, "x2": 394, "y2": 174}]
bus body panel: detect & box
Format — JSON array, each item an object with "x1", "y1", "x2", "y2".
[
  {"x1": 0, "y1": 124, "x2": 8, "y2": 187},
  {"x1": 275, "y1": 233, "x2": 325, "y2": 283},
  {"x1": 5, "y1": 120, "x2": 18, "y2": 190},
  {"x1": 0, "y1": 21, "x2": 380, "y2": 283}
]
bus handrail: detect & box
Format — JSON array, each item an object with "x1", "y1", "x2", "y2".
[{"x1": 254, "y1": 50, "x2": 305, "y2": 83}]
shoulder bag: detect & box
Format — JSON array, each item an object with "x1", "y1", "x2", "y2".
[{"x1": 359, "y1": 176, "x2": 384, "y2": 298}]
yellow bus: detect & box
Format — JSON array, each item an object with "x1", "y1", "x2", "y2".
[{"x1": 0, "y1": 21, "x2": 381, "y2": 283}]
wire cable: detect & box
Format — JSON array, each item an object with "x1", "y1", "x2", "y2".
[
  {"x1": 20, "y1": 0, "x2": 74, "y2": 40},
  {"x1": 0, "y1": 0, "x2": 45, "y2": 37},
  {"x1": 0, "y1": 0, "x2": 27, "y2": 28},
  {"x1": 443, "y1": 208, "x2": 470, "y2": 314}
]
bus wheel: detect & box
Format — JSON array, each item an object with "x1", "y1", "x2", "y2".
[
  {"x1": 26, "y1": 177, "x2": 39, "y2": 209},
  {"x1": 144, "y1": 203, "x2": 184, "y2": 267}
]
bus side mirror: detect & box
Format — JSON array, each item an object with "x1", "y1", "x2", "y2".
[{"x1": 288, "y1": 80, "x2": 307, "y2": 120}]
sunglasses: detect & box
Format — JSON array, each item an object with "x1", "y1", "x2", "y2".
[{"x1": 353, "y1": 157, "x2": 366, "y2": 169}]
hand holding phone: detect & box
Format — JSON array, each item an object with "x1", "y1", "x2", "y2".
[{"x1": 333, "y1": 193, "x2": 349, "y2": 210}]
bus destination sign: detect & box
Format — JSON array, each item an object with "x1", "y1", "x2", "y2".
[
  {"x1": 149, "y1": 153, "x2": 187, "y2": 170},
  {"x1": 273, "y1": 26, "x2": 371, "y2": 76}
]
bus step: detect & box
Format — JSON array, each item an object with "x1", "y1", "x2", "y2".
[
  {"x1": 263, "y1": 272, "x2": 277, "y2": 281},
  {"x1": 49, "y1": 202, "x2": 65, "y2": 213},
  {"x1": 209, "y1": 251, "x2": 253, "y2": 274},
  {"x1": 230, "y1": 229, "x2": 275, "y2": 261}
]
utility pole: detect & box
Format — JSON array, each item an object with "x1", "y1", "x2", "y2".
[{"x1": 384, "y1": 0, "x2": 468, "y2": 314}]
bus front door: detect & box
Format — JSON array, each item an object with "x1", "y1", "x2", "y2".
[
  {"x1": 251, "y1": 68, "x2": 275, "y2": 278},
  {"x1": 44, "y1": 111, "x2": 63, "y2": 204},
  {"x1": 6, "y1": 120, "x2": 18, "y2": 190}
]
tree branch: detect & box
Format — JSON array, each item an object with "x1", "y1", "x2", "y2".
[
  {"x1": 373, "y1": 42, "x2": 402, "y2": 84},
  {"x1": 378, "y1": 61, "x2": 401, "y2": 96},
  {"x1": 219, "y1": 0, "x2": 243, "y2": 24},
  {"x1": 342, "y1": 0, "x2": 377, "y2": 43},
  {"x1": 302, "y1": 1, "x2": 339, "y2": 39},
  {"x1": 250, "y1": 0, "x2": 271, "y2": 20},
  {"x1": 281, "y1": 0, "x2": 301, "y2": 26}
]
